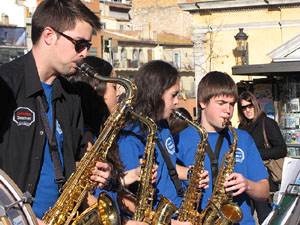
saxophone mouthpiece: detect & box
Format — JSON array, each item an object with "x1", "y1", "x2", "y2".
[
  {"x1": 172, "y1": 109, "x2": 185, "y2": 121},
  {"x1": 222, "y1": 118, "x2": 231, "y2": 127},
  {"x1": 76, "y1": 62, "x2": 97, "y2": 78}
]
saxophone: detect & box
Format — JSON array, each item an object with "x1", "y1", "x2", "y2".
[
  {"x1": 42, "y1": 62, "x2": 137, "y2": 225},
  {"x1": 200, "y1": 119, "x2": 243, "y2": 225},
  {"x1": 171, "y1": 110, "x2": 207, "y2": 225},
  {"x1": 131, "y1": 112, "x2": 177, "y2": 225}
]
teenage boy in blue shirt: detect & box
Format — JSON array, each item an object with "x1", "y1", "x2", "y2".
[{"x1": 175, "y1": 71, "x2": 270, "y2": 225}]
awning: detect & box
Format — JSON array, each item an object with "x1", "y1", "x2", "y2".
[{"x1": 232, "y1": 61, "x2": 300, "y2": 76}]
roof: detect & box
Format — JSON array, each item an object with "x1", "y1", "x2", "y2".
[
  {"x1": 232, "y1": 61, "x2": 300, "y2": 76},
  {"x1": 178, "y1": 0, "x2": 300, "y2": 12},
  {"x1": 101, "y1": 30, "x2": 193, "y2": 46},
  {"x1": 103, "y1": 2, "x2": 131, "y2": 9}
]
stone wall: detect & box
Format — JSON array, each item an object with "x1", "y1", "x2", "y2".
[{"x1": 130, "y1": 5, "x2": 193, "y2": 38}]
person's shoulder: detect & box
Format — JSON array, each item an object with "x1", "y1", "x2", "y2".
[
  {"x1": 118, "y1": 125, "x2": 144, "y2": 143},
  {"x1": 235, "y1": 128, "x2": 253, "y2": 139},
  {"x1": 0, "y1": 54, "x2": 26, "y2": 81},
  {"x1": 264, "y1": 115, "x2": 279, "y2": 127},
  {"x1": 175, "y1": 125, "x2": 199, "y2": 147},
  {"x1": 58, "y1": 75, "x2": 79, "y2": 95},
  {"x1": 177, "y1": 125, "x2": 196, "y2": 137}
]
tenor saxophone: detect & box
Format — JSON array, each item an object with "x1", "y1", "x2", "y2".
[
  {"x1": 131, "y1": 112, "x2": 177, "y2": 225},
  {"x1": 200, "y1": 119, "x2": 243, "y2": 225},
  {"x1": 171, "y1": 110, "x2": 207, "y2": 225},
  {"x1": 42, "y1": 62, "x2": 137, "y2": 225}
]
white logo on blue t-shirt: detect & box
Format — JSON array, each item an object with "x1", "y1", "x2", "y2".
[
  {"x1": 56, "y1": 120, "x2": 63, "y2": 134},
  {"x1": 235, "y1": 148, "x2": 245, "y2": 163},
  {"x1": 165, "y1": 137, "x2": 175, "y2": 155}
]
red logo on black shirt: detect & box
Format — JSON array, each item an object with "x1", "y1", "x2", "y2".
[{"x1": 13, "y1": 107, "x2": 35, "y2": 126}]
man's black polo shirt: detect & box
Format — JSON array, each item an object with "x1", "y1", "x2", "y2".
[{"x1": 0, "y1": 51, "x2": 85, "y2": 195}]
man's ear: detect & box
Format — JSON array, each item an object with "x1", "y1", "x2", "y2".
[
  {"x1": 43, "y1": 27, "x2": 56, "y2": 46},
  {"x1": 199, "y1": 100, "x2": 206, "y2": 109}
]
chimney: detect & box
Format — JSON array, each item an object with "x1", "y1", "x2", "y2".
[{"x1": 1, "y1": 14, "x2": 9, "y2": 25}]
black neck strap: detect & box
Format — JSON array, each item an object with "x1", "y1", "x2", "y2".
[
  {"x1": 205, "y1": 132, "x2": 224, "y2": 190},
  {"x1": 155, "y1": 139, "x2": 184, "y2": 197},
  {"x1": 37, "y1": 95, "x2": 65, "y2": 189}
]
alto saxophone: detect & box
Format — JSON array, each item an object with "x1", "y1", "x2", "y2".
[
  {"x1": 131, "y1": 112, "x2": 177, "y2": 225},
  {"x1": 171, "y1": 110, "x2": 207, "y2": 225},
  {"x1": 200, "y1": 119, "x2": 243, "y2": 225},
  {"x1": 42, "y1": 62, "x2": 137, "y2": 225}
]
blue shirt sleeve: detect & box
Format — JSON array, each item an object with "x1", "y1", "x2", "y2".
[{"x1": 118, "y1": 135, "x2": 144, "y2": 171}]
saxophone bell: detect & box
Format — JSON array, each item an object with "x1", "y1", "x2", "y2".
[
  {"x1": 71, "y1": 192, "x2": 121, "y2": 225},
  {"x1": 201, "y1": 200, "x2": 243, "y2": 225}
]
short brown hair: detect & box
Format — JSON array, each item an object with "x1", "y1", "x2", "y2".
[
  {"x1": 197, "y1": 71, "x2": 238, "y2": 120},
  {"x1": 32, "y1": 0, "x2": 101, "y2": 44}
]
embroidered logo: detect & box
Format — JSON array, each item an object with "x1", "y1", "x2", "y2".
[
  {"x1": 235, "y1": 147, "x2": 245, "y2": 163},
  {"x1": 165, "y1": 136, "x2": 175, "y2": 155},
  {"x1": 13, "y1": 107, "x2": 35, "y2": 126}
]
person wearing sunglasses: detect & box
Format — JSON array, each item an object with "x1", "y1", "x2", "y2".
[
  {"x1": 237, "y1": 91, "x2": 287, "y2": 224},
  {"x1": 0, "y1": 0, "x2": 113, "y2": 224}
]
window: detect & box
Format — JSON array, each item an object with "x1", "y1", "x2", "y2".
[
  {"x1": 173, "y1": 52, "x2": 181, "y2": 69},
  {"x1": 121, "y1": 48, "x2": 127, "y2": 67},
  {"x1": 138, "y1": 49, "x2": 143, "y2": 65},
  {"x1": 132, "y1": 49, "x2": 139, "y2": 68},
  {"x1": 100, "y1": 23, "x2": 106, "y2": 30},
  {"x1": 120, "y1": 24, "x2": 124, "y2": 30}
]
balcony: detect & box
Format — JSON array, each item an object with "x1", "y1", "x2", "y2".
[{"x1": 112, "y1": 59, "x2": 120, "y2": 68}]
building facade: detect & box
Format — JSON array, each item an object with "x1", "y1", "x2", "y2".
[{"x1": 179, "y1": 0, "x2": 300, "y2": 124}]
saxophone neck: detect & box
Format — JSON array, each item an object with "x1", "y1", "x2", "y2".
[
  {"x1": 223, "y1": 118, "x2": 237, "y2": 151},
  {"x1": 171, "y1": 110, "x2": 207, "y2": 142},
  {"x1": 76, "y1": 62, "x2": 137, "y2": 102}
]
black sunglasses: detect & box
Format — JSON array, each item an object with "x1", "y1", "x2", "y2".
[
  {"x1": 241, "y1": 103, "x2": 254, "y2": 111},
  {"x1": 51, "y1": 27, "x2": 92, "y2": 53}
]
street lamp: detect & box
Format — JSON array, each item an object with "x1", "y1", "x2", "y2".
[{"x1": 234, "y1": 28, "x2": 248, "y2": 66}]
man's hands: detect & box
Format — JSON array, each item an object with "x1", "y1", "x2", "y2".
[
  {"x1": 90, "y1": 161, "x2": 112, "y2": 189},
  {"x1": 224, "y1": 172, "x2": 270, "y2": 201},
  {"x1": 224, "y1": 172, "x2": 248, "y2": 196}
]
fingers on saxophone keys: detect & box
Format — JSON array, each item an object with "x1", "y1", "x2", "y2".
[
  {"x1": 90, "y1": 161, "x2": 112, "y2": 188},
  {"x1": 198, "y1": 170, "x2": 209, "y2": 189}
]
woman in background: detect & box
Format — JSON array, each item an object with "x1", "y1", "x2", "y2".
[{"x1": 237, "y1": 91, "x2": 287, "y2": 224}]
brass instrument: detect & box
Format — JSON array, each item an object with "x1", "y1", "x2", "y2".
[
  {"x1": 42, "y1": 62, "x2": 137, "y2": 225},
  {"x1": 200, "y1": 119, "x2": 243, "y2": 225},
  {"x1": 131, "y1": 112, "x2": 177, "y2": 225},
  {"x1": 171, "y1": 110, "x2": 207, "y2": 225}
]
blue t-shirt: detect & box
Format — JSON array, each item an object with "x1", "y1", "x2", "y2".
[
  {"x1": 118, "y1": 120, "x2": 182, "y2": 211},
  {"x1": 32, "y1": 82, "x2": 64, "y2": 218},
  {"x1": 174, "y1": 126, "x2": 269, "y2": 225}
]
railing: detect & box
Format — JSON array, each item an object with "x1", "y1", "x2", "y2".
[{"x1": 113, "y1": 59, "x2": 194, "y2": 71}]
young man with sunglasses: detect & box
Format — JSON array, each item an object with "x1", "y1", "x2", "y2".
[{"x1": 0, "y1": 0, "x2": 112, "y2": 222}]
